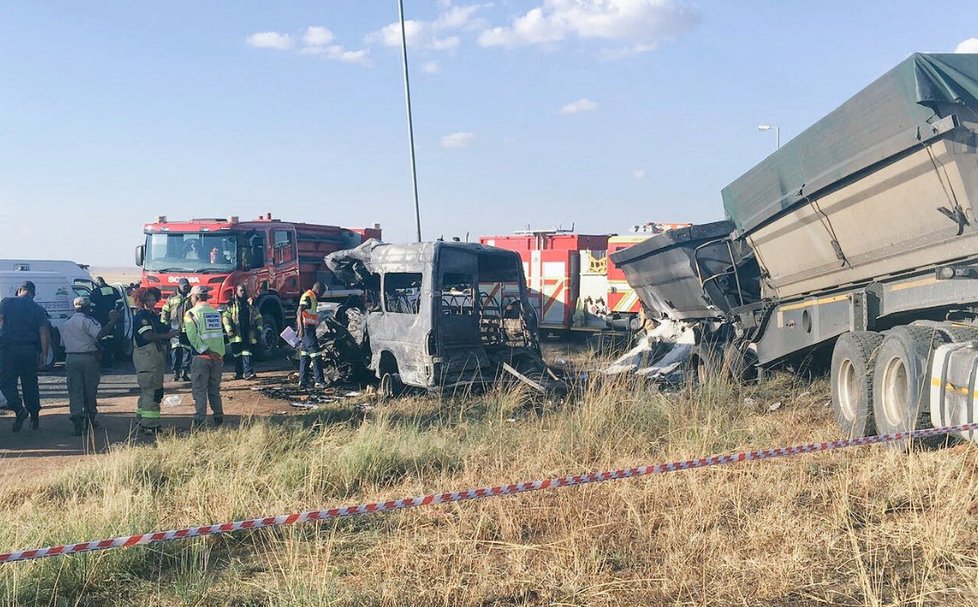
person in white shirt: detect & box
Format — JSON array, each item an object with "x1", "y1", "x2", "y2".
[{"x1": 60, "y1": 296, "x2": 118, "y2": 435}]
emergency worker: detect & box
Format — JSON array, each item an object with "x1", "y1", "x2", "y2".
[
  {"x1": 296, "y1": 282, "x2": 326, "y2": 389},
  {"x1": 184, "y1": 286, "x2": 226, "y2": 426},
  {"x1": 132, "y1": 287, "x2": 174, "y2": 434},
  {"x1": 61, "y1": 296, "x2": 119, "y2": 434},
  {"x1": 222, "y1": 284, "x2": 262, "y2": 380},
  {"x1": 90, "y1": 277, "x2": 122, "y2": 369},
  {"x1": 161, "y1": 278, "x2": 193, "y2": 381},
  {"x1": 0, "y1": 281, "x2": 50, "y2": 431}
]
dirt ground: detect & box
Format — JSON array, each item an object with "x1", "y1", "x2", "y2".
[
  {"x1": 0, "y1": 340, "x2": 600, "y2": 485},
  {"x1": 0, "y1": 357, "x2": 338, "y2": 484}
]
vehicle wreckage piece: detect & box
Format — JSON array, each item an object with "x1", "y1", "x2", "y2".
[
  {"x1": 602, "y1": 319, "x2": 698, "y2": 382},
  {"x1": 324, "y1": 239, "x2": 566, "y2": 396}
]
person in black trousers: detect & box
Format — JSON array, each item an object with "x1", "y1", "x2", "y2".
[{"x1": 0, "y1": 281, "x2": 51, "y2": 431}]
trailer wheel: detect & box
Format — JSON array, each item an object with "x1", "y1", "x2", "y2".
[
  {"x1": 872, "y1": 326, "x2": 949, "y2": 450},
  {"x1": 688, "y1": 344, "x2": 719, "y2": 384},
  {"x1": 938, "y1": 325, "x2": 978, "y2": 344},
  {"x1": 830, "y1": 331, "x2": 884, "y2": 438},
  {"x1": 722, "y1": 343, "x2": 757, "y2": 382}
]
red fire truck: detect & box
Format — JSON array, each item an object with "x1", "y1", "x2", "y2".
[
  {"x1": 135, "y1": 214, "x2": 381, "y2": 357},
  {"x1": 480, "y1": 224, "x2": 689, "y2": 335}
]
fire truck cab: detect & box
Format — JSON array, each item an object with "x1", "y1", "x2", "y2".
[{"x1": 135, "y1": 214, "x2": 381, "y2": 358}]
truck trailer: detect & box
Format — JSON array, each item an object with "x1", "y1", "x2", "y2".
[
  {"x1": 135, "y1": 214, "x2": 381, "y2": 358},
  {"x1": 611, "y1": 53, "x2": 978, "y2": 447}
]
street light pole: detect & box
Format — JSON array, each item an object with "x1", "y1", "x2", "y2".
[
  {"x1": 398, "y1": 0, "x2": 422, "y2": 242},
  {"x1": 757, "y1": 124, "x2": 781, "y2": 150}
]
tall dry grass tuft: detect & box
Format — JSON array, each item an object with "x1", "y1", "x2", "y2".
[{"x1": 2, "y1": 370, "x2": 978, "y2": 606}]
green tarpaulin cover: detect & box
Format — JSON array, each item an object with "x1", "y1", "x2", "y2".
[{"x1": 722, "y1": 53, "x2": 978, "y2": 235}]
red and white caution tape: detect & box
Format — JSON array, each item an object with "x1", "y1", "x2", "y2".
[{"x1": 2, "y1": 422, "x2": 975, "y2": 564}]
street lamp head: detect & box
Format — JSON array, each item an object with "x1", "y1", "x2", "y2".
[{"x1": 757, "y1": 124, "x2": 772, "y2": 131}]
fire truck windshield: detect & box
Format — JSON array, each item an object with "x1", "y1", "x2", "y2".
[{"x1": 143, "y1": 233, "x2": 239, "y2": 273}]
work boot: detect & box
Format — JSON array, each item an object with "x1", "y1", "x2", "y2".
[
  {"x1": 244, "y1": 372, "x2": 257, "y2": 380},
  {"x1": 29, "y1": 413, "x2": 39, "y2": 430},
  {"x1": 213, "y1": 416, "x2": 223, "y2": 427},
  {"x1": 72, "y1": 418, "x2": 85, "y2": 436},
  {"x1": 234, "y1": 373, "x2": 244, "y2": 380},
  {"x1": 172, "y1": 373, "x2": 181, "y2": 382},
  {"x1": 12, "y1": 411, "x2": 28, "y2": 433},
  {"x1": 88, "y1": 417, "x2": 100, "y2": 429},
  {"x1": 181, "y1": 372, "x2": 192, "y2": 382},
  {"x1": 314, "y1": 382, "x2": 327, "y2": 390}
]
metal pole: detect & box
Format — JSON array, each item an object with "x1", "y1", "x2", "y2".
[
  {"x1": 776, "y1": 127, "x2": 781, "y2": 150},
  {"x1": 397, "y1": 0, "x2": 422, "y2": 242}
]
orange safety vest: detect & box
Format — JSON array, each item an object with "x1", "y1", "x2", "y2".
[{"x1": 299, "y1": 289, "x2": 319, "y2": 326}]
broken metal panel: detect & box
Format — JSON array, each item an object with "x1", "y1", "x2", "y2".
[
  {"x1": 609, "y1": 221, "x2": 759, "y2": 321},
  {"x1": 602, "y1": 319, "x2": 697, "y2": 381}
]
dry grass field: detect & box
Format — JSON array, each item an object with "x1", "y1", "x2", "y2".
[{"x1": 2, "y1": 369, "x2": 978, "y2": 606}]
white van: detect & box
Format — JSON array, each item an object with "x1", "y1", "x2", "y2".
[
  {"x1": 0, "y1": 260, "x2": 91, "y2": 282},
  {"x1": 0, "y1": 270, "x2": 134, "y2": 366}
]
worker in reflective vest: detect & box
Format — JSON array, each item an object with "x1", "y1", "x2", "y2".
[
  {"x1": 296, "y1": 283, "x2": 325, "y2": 389},
  {"x1": 222, "y1": 284, "x2": 262, "y2": 380},
  {"x1": 184, "y1": 286, "x2": 227, "y2": 426},
  {"x1": 160, "y1": 278, "x2": 193, "y2": 382}
]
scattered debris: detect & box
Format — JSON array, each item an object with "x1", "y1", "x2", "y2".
[
  {"x1": 743, "y1": 397, "x2": 757, "y2": 406},
  {"x1": 289, "y1": 402, "x2": 319, "y2": 410},
  {"x1": 767, "y1": 400, "x2": 783, "y2": 412},
  {"x1": 501, "y1": 362, "x2": 547, "y2": 394},
  {"x1": 603, "y1": 319, "x2": 696, "y2": 381}
]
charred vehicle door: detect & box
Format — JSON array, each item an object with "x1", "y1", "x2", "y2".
[
  {"x1": 435, "y1": 247, "x2": 490, "y2": 380},
  {"x1": 369, "y1": 264, "x2": 432, "y2": 387}
]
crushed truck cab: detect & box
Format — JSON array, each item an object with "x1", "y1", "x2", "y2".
[{"x1": 326, "y1": 240, "x2": 549, "y2": 393}]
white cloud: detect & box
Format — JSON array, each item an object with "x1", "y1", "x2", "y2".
[
  {"x1": 440, "y1": 132, "x2": 476, "y2": 149},
  {"x1": 246, "y1": 32, "x2": 293, "y2": 51},
  {"x1": 955, "y1": 38, "x2": 978, "y2": 53},
  {"x1": 300, "y1": 44, "x2": 370, "y2": 65},
  {"x1": 422, "y1": 61, "x2": 441, "y2": 74},
  {"x1": 367, "y1": 3, "x2": 489, "y2": 51},
  {"x1": 559, "y1": 98, "x2": 600, "y2": 114},
  {"x1": 632, "y1": 169, "x2": 647, "y2": 180},
  {"x1": 369, "y1": 20, "x2": 461, "y2": 51},
  {"x1": 478, "y1": 0, "x2": 699, "y2": 54},
  {"x1": 249, "y1": 26, "x2": 369, "y2": 65},
  {"x1": 303, "y1": 26, "x2": 335, "y2": 47}
]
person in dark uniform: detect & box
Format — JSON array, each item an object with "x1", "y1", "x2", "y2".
[
  {"x1": 0, "y1": 281, "x2": 51, "y2": 431},
  {"x1": 90, "y1": 277, "x2": 122, "y2": 369}
]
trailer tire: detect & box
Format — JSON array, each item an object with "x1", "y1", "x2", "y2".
[
  {"x1": 722, "y1": 342, "x2": 757, "y2": 382},
  {"x1": 688, "y1": 344, "x2": 719, "y2": 384},
  {"x1": 872, "y1": 326, "x2": 949, "y2": 450},
  {"x1": 938, "y1": 325, "x2": 978, "y2": 344},
  {"x1": 830, "y1": 331, "x2": 884, "y2": 438}
]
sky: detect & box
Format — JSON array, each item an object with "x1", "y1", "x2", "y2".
[{"x1": 1, "y1": 0, "x2": 977, "y2": 266}]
